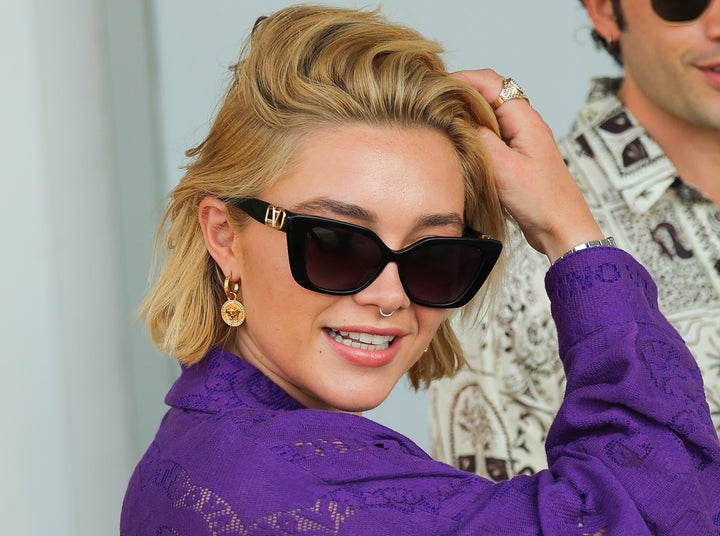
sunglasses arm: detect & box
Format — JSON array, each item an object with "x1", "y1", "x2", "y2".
[{"x1": 228, "y1": 198, "x2": 288, "y2": 230}]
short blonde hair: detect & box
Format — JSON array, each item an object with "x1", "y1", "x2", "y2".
[{"x1": 141, "y1": 4, "x2": 506, "y2": 389}]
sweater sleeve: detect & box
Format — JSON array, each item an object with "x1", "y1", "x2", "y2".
[{"x1": 536, "y1": 247, "x2": 720, "y2": 534}]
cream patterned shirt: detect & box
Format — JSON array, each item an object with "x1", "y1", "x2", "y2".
[{"x1": 429, "y1": 77, "x2": 720, "y2": 480}]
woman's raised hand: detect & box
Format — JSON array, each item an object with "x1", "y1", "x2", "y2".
[{"x1": 453, "y1": 69, "x2": 604, "y2": 263}]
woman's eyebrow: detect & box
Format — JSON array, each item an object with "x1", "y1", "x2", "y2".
[
  {"x1": 292, "y1": 198, "x2": 464, "y2": 229},
  {"x1": 292, "y1": 198, "x2": 376, "y2": 222},
  {"x1": 418, "y1": 213, "x2": 464, "y2": 229}
]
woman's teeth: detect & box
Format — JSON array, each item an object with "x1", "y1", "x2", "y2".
[{"x1": 327, "y1": 329, "x2": 394, "y2": 350}]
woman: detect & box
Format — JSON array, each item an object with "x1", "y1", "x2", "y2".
[{"x1": 121, "y1": 5, "x2": 720, "y2": 534}]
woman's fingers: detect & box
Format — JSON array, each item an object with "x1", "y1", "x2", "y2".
[
  {"x1": 453, "y1": 69, "x2": 536, "y2": 147},
  {"x1": 454, "y1": 69, "x2": 604, "y2": 261}
]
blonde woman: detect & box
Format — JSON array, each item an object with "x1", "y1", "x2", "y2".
[{"x1": 121, "y1": 5, "x2": 720, "y2": 534}]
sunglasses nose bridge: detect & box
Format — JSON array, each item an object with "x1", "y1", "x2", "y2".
[{"x1": 353, "y1": 256, "x2": 412, "y2": 310}]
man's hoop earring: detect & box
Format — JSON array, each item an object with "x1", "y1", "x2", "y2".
[
  {"x1": 379, "y1": 307, "x2": 396, "y2": 318},
  {"x1": 221, "y1": 276, "x2": 246, "y2": 327}
]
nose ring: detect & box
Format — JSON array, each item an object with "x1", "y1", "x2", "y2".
[{"x1": 379, "y1": 307, "x2": 396, "y2": 317}]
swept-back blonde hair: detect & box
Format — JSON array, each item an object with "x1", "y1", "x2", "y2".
[{"x1": 141, "y1": 4, "x2": 506, "y2": 389}]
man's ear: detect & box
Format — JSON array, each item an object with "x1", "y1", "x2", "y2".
[
  {"x1": 584, "y1": 0, "x2": 621, "y2": 42},
  {"x1": 198, "y1": 196, "x2": 241, "y2": 278}
]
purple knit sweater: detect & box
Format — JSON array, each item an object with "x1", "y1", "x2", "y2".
[{"x1": 121, "y1": 249, "x2": 720, "y2": 535}]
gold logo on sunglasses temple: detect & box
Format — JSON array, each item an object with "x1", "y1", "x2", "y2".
[{"x1": 264, "y1": 205, "x2": 287, "y2": 230}]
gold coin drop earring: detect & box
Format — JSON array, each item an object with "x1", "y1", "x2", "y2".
[{"x1": 220, "y1": 276, "x2": 245, "y2": 327}]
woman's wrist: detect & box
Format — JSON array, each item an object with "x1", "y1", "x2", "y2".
[
  {"x1": 552, "y1": 236, "x2": 617, "y2": 265},
  {"x1": 542, "y1": 222, "x2": 606, "y2": 264}
]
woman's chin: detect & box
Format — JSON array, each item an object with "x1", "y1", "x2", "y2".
[{"x1": 314, "y1": 387, "x2": 392, "y2": 415}]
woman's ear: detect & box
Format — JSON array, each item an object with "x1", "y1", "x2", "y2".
[
  {"x1": 198, "y1": 196, "x2": 240, "y2": 277},
  {"x1": 583, "y1": 0, "x2": 621, "y2": 42}
]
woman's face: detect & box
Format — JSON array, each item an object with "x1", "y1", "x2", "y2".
[{"x1": 233, "y1": 123, "x2": 466, "y2": 412}]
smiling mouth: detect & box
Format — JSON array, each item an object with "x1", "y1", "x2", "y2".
[
  {"x1": 699, "y1": 63, "x2": 720, "y2": 73},
  {"x1": 326, "y1": 328, "x2": 395, "y2": 350}
]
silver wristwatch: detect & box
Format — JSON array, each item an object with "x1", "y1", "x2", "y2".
[{"x1": 558, "y1": 236, "x2": 617, "y2": 261}]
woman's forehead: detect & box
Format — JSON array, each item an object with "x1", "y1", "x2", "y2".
[{"x1": 268, "y1": 123, "x2": 465, "y2": 206}]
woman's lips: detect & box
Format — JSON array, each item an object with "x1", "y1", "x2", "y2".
[
  {"x1": 324, "y1": 327, "x2": 400, "y2": 367},
  {"x1": 326, "y1": 328, "x2": 395, "y2": 350}
]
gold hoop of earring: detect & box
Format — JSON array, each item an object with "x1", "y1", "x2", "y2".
[{"x1": 220, "y1": 276, "x2": 245, "y2": 327}]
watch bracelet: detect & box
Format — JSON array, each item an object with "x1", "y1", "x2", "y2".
[{"x1": 557, "y1": 236, "x2": 617, "y2": 262}]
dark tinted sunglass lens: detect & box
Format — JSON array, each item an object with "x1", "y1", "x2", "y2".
[
  {"x1": 651, "y1": 0, "x2": 708, "y2": 22},
  {"x1": 403, "y1": 242, "x2": 485, "y2": 306},
  {"x1": 303, "y1": 224, "x2": 383, "y2": 292}
]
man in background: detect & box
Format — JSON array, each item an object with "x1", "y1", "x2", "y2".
[{"x1": 430, "y1": 0, "x2": 720, "y2": 480}]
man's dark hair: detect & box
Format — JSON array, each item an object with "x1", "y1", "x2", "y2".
[{"x1": 579, "y1": 0, "x2": 625, "y2": 65}]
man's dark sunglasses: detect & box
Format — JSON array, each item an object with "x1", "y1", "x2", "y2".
[
  {"x1": 652, "y1": 0, "x2": 711, "y2": 22},
  {"x1": 226, "y1": 197, "x2": 502, "y2": 308}
]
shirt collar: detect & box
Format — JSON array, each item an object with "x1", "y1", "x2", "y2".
[
  {"x1": 569, "y1": 77, "x2": 679, "y2": 214},
  {"x1": 165, "y1": 347, "x2": 304, "y2": 413}
]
